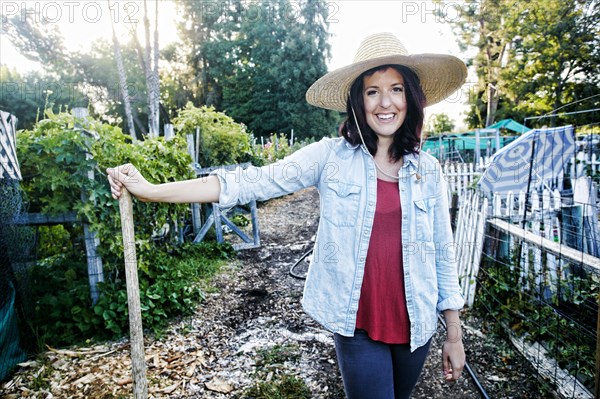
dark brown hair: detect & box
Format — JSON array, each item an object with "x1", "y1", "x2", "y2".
[{"x1": 339, "y1": 64, "x2": 425, "y2": 162}]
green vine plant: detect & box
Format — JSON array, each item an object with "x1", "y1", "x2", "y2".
[
  {"x1": 16, "y1": 110, "x2": 236, "y2": 349},
  {"x1": 16, "y1": 106, "x2": 312, "y2": 350},
  {"x1": 475, "y1": 248, "x2": 599, "y2": 391},
  {"x1": 173, "y1": 103, "x2": 254, "y2": 167}
]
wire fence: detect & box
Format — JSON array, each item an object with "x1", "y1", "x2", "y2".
[{"x1": 457, "y1": 191, "x2": 599, "y2": 398}]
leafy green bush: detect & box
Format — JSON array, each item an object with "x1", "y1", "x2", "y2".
[
  {"x1": 16, "y1": 110, "x2": 235, "y2": 348},
  {"x1": 17, "y1": 110, "x2": 196, "y2": 259},
  {"x1": 27, "y1": 242, "x2": 234, "y2": 348},
  {"x1": 27, "y1": 253, "x2": 98, "y2": 348},
  {"x1": 173, "y1": 103, "x2": 253, "y2": 167},
  {"x1": 252, "y1": 133, "x2": 294, "y2": 165}
]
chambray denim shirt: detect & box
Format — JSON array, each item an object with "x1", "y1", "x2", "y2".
[{"x1": 212, "y1": 137, "x2": 464, "y2": 351}]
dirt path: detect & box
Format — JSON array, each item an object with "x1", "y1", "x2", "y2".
[
  {"x1": 1, "y1": 187, "x2": 547, "y2": 398},
  {"x1": 180, "y1": 187, "x2": 546, "y2": 398}
]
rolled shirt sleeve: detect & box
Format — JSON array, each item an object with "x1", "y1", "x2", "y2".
[{"x1": 210, "y1": 138, "x2": 335, "y2": 208}]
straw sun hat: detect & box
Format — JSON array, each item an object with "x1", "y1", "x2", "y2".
[{"x1": 305, "y1": 32, "x2": 467, "y2": 112}]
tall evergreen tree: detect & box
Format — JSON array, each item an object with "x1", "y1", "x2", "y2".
[
  {"x1": 175, "y1": 0, "x2": 241, "y2": 108},
  {"x1": 176, "y1": 0, "x2": 338, "y2": 139},
  {"x1": 271, "y1": 0, "x2": 339, "y2": 138}
]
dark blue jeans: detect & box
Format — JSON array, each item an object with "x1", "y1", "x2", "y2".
[{"x1": 334, "y1": 330, "x2": 431, "y2": 399}]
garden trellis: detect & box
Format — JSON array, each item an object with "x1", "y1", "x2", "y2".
[{"x1": 10, "y1": 108, "x2": 106, "y2": 304}]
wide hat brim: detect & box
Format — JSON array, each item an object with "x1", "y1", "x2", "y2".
[{"x1": 305, "y1": 33, "x2": 467, "y2": 112}]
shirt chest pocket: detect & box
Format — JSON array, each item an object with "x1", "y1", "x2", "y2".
[
  {"x1": 414, "y1": 197, "x2": 437, "y2": 242},
  {"x1": 323, "y1": 182, "x2": 362, "y2": 227}
]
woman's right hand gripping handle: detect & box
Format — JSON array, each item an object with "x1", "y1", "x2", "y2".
[
  {"x1": 106, "y1": 164, "x2": 221, "y2": 204},
  {"x1": 106, "y1": 164, "x2": 155, "y2": 201}
]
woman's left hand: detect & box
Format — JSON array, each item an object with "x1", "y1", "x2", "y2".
[{"x1": 442, "y1": 339, "x2": 465, "y2": 382}]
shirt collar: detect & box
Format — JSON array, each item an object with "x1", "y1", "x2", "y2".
[{"x1": 403, "y1": 152, "x2": 420, "y2": 168}]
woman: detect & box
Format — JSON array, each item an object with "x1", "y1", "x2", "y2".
[{"x1": 108, "y1": 32, "x2": 467, "y2": 399}]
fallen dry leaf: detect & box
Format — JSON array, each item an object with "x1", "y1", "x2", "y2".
[
  {"x1": 167, "y1": 353, "x2": 183, "y2": 363},
  {"x1": 186, "y1": 363, "x2": 196, "y2": 377},
  {"x1": 160, "y1": 382, "x2": 180, "y2": 394},
  {"x1": 116, "y1": 377, "x2": 132, "y2": 386},
  {"x1": 205, "y1": 377, "x2": 233, "y2": 393},
  {"x1": 72, "y1": 373, "x2": 96, "y2": 386}
]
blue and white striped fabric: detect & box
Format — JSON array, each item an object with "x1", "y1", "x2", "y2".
[
  {"x1": 0, "y1": 111, "x2": 21, "y2": 180},
  {"x1": 478, "y1": 125, "x2": 575, "y2": 196}
]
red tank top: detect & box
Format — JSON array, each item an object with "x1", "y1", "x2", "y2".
[{"x1": 355, "y1": 178, "x2": 410, "y2": 344}]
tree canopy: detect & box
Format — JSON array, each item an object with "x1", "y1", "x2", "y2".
[
  {"x1": 175, "y1": 0, "x2": 338, "y2": 138},
  {"x1": 438, "y1": 0, "x2": 600, "y2": 128},
  {"x1": 427, "y1": 113, "x2": 456, "y2": 135},
  {"x1": 3, "y1": 0, "x2": 338, "y2": 139}
]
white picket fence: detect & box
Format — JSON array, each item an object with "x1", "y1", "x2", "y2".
[
  {"x1": 454, "y1": 181, "x2": 600, "y2": 306},
  {"x1": 444, "y1": 150, "x2": 600, "y2": 197},
  {"x1": 454, "y1": 190, "x2": 487, "y2": 307},
  {"x1": 442, "y1": 162, "x2": 481, "y2": 198},
  {"x1": 490, "y1": 188, "x2": 564, "y2": 299},
  {"x1": 449, "y1": 142, "x2": 600, "y2": 399}
]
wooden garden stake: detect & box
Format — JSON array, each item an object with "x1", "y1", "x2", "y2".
[{"x1": 118, "y1": 188, "x2": 148, "y2": 399}]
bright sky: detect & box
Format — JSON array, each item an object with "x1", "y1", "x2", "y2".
[{"x1": 0, "y1": 0, "x2": 474, "y2": 128}]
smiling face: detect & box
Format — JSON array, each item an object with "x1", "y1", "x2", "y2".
[{"x1": 362, "y1": 67, "x2": 407, "y2": 141}]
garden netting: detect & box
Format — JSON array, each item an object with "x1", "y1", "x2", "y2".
[{"x1": 0, "y1": 178, "x2": 34, "y2": 381}]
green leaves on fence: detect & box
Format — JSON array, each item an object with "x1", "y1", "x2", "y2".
[{"x1": 16, "y1": 110, "x2": 236, "y2": 348}]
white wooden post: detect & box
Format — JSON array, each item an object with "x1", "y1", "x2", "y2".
[
  {"x1": 506, "y1": 191, "x2": 514, "y2": 219},
  {"x1": 164, "y1": 124, "x2": 174, "y2": 140},
  {"x1": 576, "y1": 151, "x2": 586, "y2": 178},
  {"x1": 455, "y1": 190, "x2": 487, "y2": 307},
  {"x1": 502, "y1": 191, "x2": 515, "y2": 261},
  {"x1": 518, "y1": 190, "x2": 529, "y2": 287},
  {"x1": 186, "y1": 133, "x2": 202, "y2": 235},
  {"x1": 455, "y1": 191, "x2": 470, "y2": 284},
  {"x1": 492, "y1": 192, "x2": 502, "y2": 218},
  {"x1": 531, "y1": 192, "x2": 543, "y2": 292},
  {"x1": 542, "y1": 189, "x2": 558, "y2": 293},
  {"x1": 465, "y1": 195, "x2": 487, "y2": 304}
]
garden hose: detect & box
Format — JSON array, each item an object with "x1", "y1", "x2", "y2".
[{"x1": 289, "y1": 248, "x2": 313, "y2": 279}]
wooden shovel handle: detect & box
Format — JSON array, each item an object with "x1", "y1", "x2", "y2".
[{"x1": 118, "y1": 188, "x2": 148, "y2": 399}]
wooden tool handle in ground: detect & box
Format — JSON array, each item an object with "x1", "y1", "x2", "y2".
[{"x1": 118, "y1": 188, "x2": 148, "y2": 399}]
